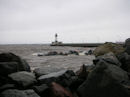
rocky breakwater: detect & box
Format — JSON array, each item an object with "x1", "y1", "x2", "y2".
[
  {"x1": 0, "y1": 38, "x2": 130, "y2": 97},
  {"x1": 125, "y1": 38, "x2": 130, "y2": 55}
]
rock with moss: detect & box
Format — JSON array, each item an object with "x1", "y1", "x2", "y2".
[{"x1": 93, "y1": 42, "x2": 125, "y2": 57}]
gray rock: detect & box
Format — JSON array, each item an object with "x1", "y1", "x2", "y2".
[
  {"x1": 33, "y1": 84, "x2": 49, "y2": 96},
  {"x1": 0, "y1": 52, "x2": 31, "y2": 76},
  {"x1": 0, "y1": 75, "x2": 12, "y2": 86},
  {"x1": 125, "y1": 38, "x2": 130, "y2": 55},
  {"x1": 0, "y1": 62, "x2": 19, "y2": 76},
  {"x1": 8, "y1": 71, "x2": 36, "y2": 88},
  {"x1": 0, "y1": 89, "x2": 40, "y2": 97},
  {"x1": 93, "y1": 52, "x2": 121, "y2": 66},
  {"x1": 68, "y1": 50, "x2": 79, "y2": 55},
  {"x1": 0, "y1": 84, "x2": 15, "y2": 92},
  {"x1": 45, "y1": 51, "x2": 58, "y2": 56},
  {"x1": 117, "y1": 52, "x2": 130, "y2": 72},
  {"x1": 33, "y1": 67, "x2": 61, "y2": 77},
  {"x1": 50, "y1": 82, "x2": 74, "y2": 97},
  {"x1": 38, "y1": 70, "x2": 75, "y2": 85},
  {"x1": 77, "y1": 60, "x2": 130, "y2": 97},
  {"x1": 76, "y1": 64, "x2": 87, "y2": 79},
  {"x1": 38, "y1": 70, "x2": 67, "y2": 84}
]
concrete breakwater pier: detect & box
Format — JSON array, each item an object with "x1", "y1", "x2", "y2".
[
  {"x1": 50, "y1": 33, "x2": 124, "y2": 47},
  {"x1": 51, "y1": 43, "x2": 104, "y2": 47}
]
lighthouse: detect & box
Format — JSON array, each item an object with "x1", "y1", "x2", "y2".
[
  {"x1": 51, "y1": 33, "x2": 62, "y2": 45},
  {"x1": 55, "y1": 33, "x2": 58, "y2": 42}
]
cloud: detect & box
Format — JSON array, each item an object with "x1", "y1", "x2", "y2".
[{"x1": 0, "y1": 0, "x2": 130, "y2": 44}]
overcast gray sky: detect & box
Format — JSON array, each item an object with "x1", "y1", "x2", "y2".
[{"x1": 0, "y1": 0, "x2": 130, "y2": 44}]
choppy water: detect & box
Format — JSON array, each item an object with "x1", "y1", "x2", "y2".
[{"x1": 0, "y1": 44, "x2": 95, "y2": 72}]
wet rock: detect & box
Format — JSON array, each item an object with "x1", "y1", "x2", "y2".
[
  {"x1": 0, "y1": 75, "x2": 12, "y2": 86},
  {"x1": 38, "y1": 70, "x2": 67, "y2": 84},
  {"x1": 125, "y1": 38, "x2": 130, "y2": 55},
  {"x1": 38, "y1": 70, "x2": 75, "y2": 85},
  {"x1": 0, "y1": 62, "x2": 19, "y2": 76},
  {"x1": 76, "y1": 64, "x2": 95, "y2": 80},
  {"x1": 68, "y1": 76, "x2": 84, "y2": 91},
  {"x1": 86, "y1": 64, "x2": 95, "y2": 72},
  {"x1": 76, "y1": 64, "x2": 87, "y2": 79},
  {"x1": 0, "y1": 89, "x2": 40, "y2": 97},
  {"x1": 98, "y1": 60, "x2": 129, "y2": 83},
  {"x1": 0, "y1": 52, "x2": 31, "y2": 74},
  {"x1": 58, "y1": 70, "x2": 76, "y2": 87},
  {"x1": 8, "y1": 71, "x2": 36, "y2": 88},
  {"x1": 117, "y1": 52, "x2": 130, "y2": 72},
  {"x1": 33, "y1": 67, "x2": 61, "y2": 77},
  {"x1": 50, "y1": 82, "x2": 74, "y2": 97},
  {"x1": 93, "y1": 52, "x2": 121, "y2": 66},
  {"x1": 68, "y1": 50, "x2": 79, "y2": 55},
  {"x1": 0, "y1": 84, "x2": 15, "y2": 92},
  {"x1": 33, "y1": 84, "x2": 50, "y2": 97},
  {"x1": 77, "y1": 60, "x2": 130, "y2": 97},
  {"x1": 64, "y1": 70, "x2": 75, "y2": 78},
  {"x1": 88, "y1": 49, "x2": 93, "y2": 55},
  {"x1": 45, "y1": 51, "x2": 58, "y2": 56},
  {"x1": 93, "y1": 42, "x2": 125, "y2": 57},
  {"x1": 123, "y1": 84, "x2": 130, "y2": 91}
]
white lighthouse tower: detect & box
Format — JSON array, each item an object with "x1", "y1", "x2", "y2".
[{"x1": 51, "y1": 33, "x2": 62, "y2": 45}]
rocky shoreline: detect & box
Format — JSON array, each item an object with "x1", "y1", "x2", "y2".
[{"x1": 0, "y1": 38, "x2": 130, "y2": 97}]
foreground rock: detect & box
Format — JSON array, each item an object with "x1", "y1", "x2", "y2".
[
  {"x1": 77, "y1": 60, "x2": 130, "y2": 97},
  {"x1": 117, "y1": 52, "x2": 130, "y2": 73},
  {"x1": 93, "y1": 42, "x2": 125, "y2": 57},
  {"x1": 8, "y1": 71, "x2": 36, "y2": 88},
  {"x1": 125, "y1": 38, "x2": 130, "y2": 55},
  {"x1": 0, "y1": 84, "x2": 16, "y2": 92},
  {"x1": 0, "y1": 52, "x2": 31, "y2": 76},
  {"x1": 34, "y1": 67, "x2": 61, "y2": 77},
  {"x1": 33, "y1": 84, "x2": 50, "y2": 97},
  {"x1": 0, "y1": 75, "x2": 12, "y2": 86},
  {"x1": 93, "y1": 52, "x2": 121, "y2": 66},
  {"x1": 0, "y1": 89, "x2": 40, "y2": 97},
  {"x1": 38, "y1": 70, "x2": 75, "y2": 86},
  {"x1": 50, "y1": 82, "x2": 74, "y2": 97},
  {"x1": 38, "y1": 70, "x2": 67, "y2": 84},
  {"x1": 76, "y1": 64, "x2": 87, "y2": 79}
]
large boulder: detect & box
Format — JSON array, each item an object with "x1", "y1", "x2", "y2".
[
  {"x1": 50, "y1": 82, "x2": 74, "y2": 97},
  {"x1": 0, "y1": 75, "x2": 12, "y2": 86},
  {"x1": 38, "y1": 70, "x2": 75, "y2": 86},
  {"x1": 0, "y1": 52, "x2": 30, "y2": 76},
  {"x1": 0, "y1": 89, "x2": 40, "y2": 97},
  {"x1": 33, "y1": 67, "x2": 61, "y2": 78},
  {"x1": 8, "y1": 71, "x2": 36, "y2": 88},
  {"x1": 0, "y1": 62, "x2": 19, "y2": 76},
  {"x1": 117, "y1": 52, "x2": 130, "y2": 72},
  {"x1": 0, "y1": 84, "x2": 16, "y2": 92},
  {"x1": 76, "y1": 64, "x2": 88, "y2": 79},
  {"x1": 93, "y1": 52, "x2": 121, "y2": 66},
  {"x1": 77, "y1": 60, "x2": 130, "y2": 97},
  {"x1": 33, "y1": 84, "x2": 50, "y2": 97},
  {"x1": 93, "y1": 42, "x2": 125, "y2": 57},
  {"x1": 125, "y1": 38, "x2": 130, "y2": 55},
  {"x1": 38, "y1": 70, "x2": 67, "y2": 84}
]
